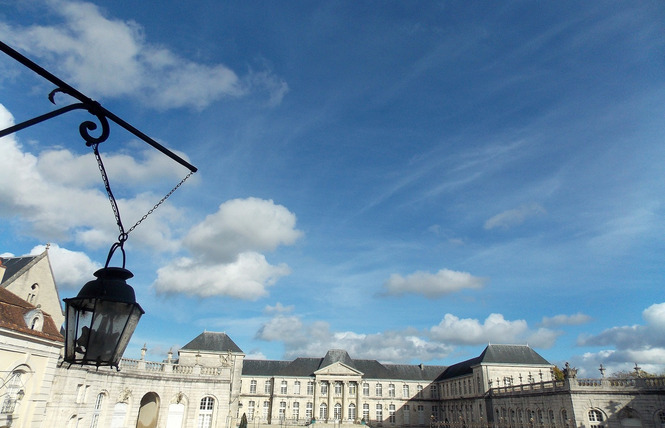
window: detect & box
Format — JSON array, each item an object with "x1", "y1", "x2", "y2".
[
  {"x1": 293, "y1": 402, "x2": 300, "y2": 421},
  {"x1": 363, "y1": 404, "x2": 370, "y2": 421},
  {"x1": 404, "y1": 405, "x2": 410, "y2": 425},
  {"x1": 306, "y1": 402, "x2": 313, "y2": 420},
  {"x1": 90, "y1": 393, "x2": 104, "y2": 428},
  {"x1": 335, "y1": 382, "x2": 343, "y2": 396},
  {"x1": 334, "y1": 403, "x2": 342, "y2": 421},
  {"x1": 250, "y1": 380, "x2": 257, "y2": 394},
  {"x1": 417, "y1": 385, "x2": 423, "y2": 398},
  {"x1": 321, "y1": 381, "x2": 328, "y2": 396},
  {"x1": 430, "y1": 384, "x2": 437, "y2": 398},
  {"x1": 294, "y1": 381, "x2": 301, "y2": 394},
  {"x1": 281, "y1": 381, "x2": 288, "y2": 394},
  {"x1": 265, "y1": 380, "x2": 272, "y2": 394},
  {"x1": 198, "y1": 397, "x2": 214, "y2": 428},
  {"x1": 348, "y1": 403, "x2": 356, "y2": 421},
  {"x1": 403, "y1": 384, "x2": 410, "y2": 398},
  {"x1": 307, "y1": 381, "x2": 314, "y2": 395},
  {"x1": 375, "y1": 383, "x2": 382, "y2": 397},
  {"x1": 279, "y1": 402, "x2": 286, "y2": 420},
  {"x1": 388, "y1": 383, "x2": 395, "y2": 397},
  {"x1": 363, "y1": 383, "x2": 370, "y2": 396},
  {"x1": 320, "y1": 403, "x2": 328, "y2": 420},
  {"x1": 248, "y1": 401, "x2": 255, "y2": 420},
  {"x1": 376, "y1": 404, "x2": 383, "y2": 421},
  {"x1": 389, "y1": 405, "x2": 396, "y2": 423},
  {"x1": 349, "y1": 382, "x2": 356, "y2": 395},
  {"x1": 588, "y1": 409, "x2": 604, "y2": 428},
  {"x1": 537, "y1": 409, "x2": 544, "y2": 426},
  {"x1": 1, "y1": 371, "x2": 24, "y2": 414},
  {"x1": 432, "y1": 405, "x2": 438, "y2": 421},
  {"x1": 263, "y1": 401, "x2": 270, "y2": 420}
]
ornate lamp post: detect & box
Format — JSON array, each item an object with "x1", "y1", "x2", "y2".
[{"x1": 0, "y1": 40, "x2": 197, "y2": 368}]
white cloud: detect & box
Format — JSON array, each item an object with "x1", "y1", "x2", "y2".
[
  {"x1": 541, "y1": 312, "x2": 592, "y2": 327},
  {"x1": 429, "y1": 313, "x2": 560, "y2": 348},
  {"x1": 569, "y1": 303, "x2": 665, "y2": 376},
  {"x1": 256, "y1": 313, "x2": 453, "y2": 363},
  {"x1": 30, "y1": 243, "x2": 101, "y2": 289},
  {"x1": 0, "y1": 0, "x2": 285, "y2": 110},
  {"x1": 382, "y1": 268, "x2": 486, "y2": 298},
  {"x1": 484, "y1": 203, "x2": 546, "y2": 230},
  {"x1": 0, "y1": 104, "x2": 188, "y2": 251},
  {"x1": 183, "y1": 198, "x2": 303, "y2": 264},
  {"x1": 577, "y1": 302, "x2": 665, "y2": 349},
  {"x1": 152, "y1": 252, "x2": 290, "y2": 300}
]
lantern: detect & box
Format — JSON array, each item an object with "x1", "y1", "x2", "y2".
[{"x1": 63, "y1": 267, "x2": 144, "y2": 368}]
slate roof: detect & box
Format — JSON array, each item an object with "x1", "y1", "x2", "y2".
[
  {"x1": 0, "y1": 253, "x2": 42, "y2": 286},
  {"x1": 0, "y1": 287, "x2": 63, "y2": 342},
  {"x1": 435, "y1": 344, "x2": 551, "y2": 381},
  {"x1": 242, "y1": 350, "x2": 447, "y2": 381},
  {"x1": 181, "y1": 331, "x2": 243, "y2": 353}
]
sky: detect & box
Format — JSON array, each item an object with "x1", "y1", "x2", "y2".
[{"x1": 0, "y1": 0, "x2": 664, "y2": 377}]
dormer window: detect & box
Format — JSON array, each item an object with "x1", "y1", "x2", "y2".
[{"x1": 23, "y1": 308, "x2": 44, "y2": 332}]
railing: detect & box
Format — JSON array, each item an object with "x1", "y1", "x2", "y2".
[
  {"x1": 114, "y1": 357, "x2": 227, "y2": 377},
  {"x1": 490, "y1": 377, "x2": 665, "y2": 396}
]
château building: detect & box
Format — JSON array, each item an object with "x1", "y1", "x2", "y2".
[{"x1": 0, "y1": 249, "x2": 664, "y2": 428}]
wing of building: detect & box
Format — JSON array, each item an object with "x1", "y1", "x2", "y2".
[{"x1": 1, "y1": 249, "x2": 664, "y2": 428}]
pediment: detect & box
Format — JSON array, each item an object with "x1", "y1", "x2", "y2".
[{"x1": 315, "y1": 361, "x2": 363, "y2": 376}]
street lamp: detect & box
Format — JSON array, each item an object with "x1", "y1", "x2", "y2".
[{"x1": 0, "y1": 40, "x2": 197, "y2": 368}]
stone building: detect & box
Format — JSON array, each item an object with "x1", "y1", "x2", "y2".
[
  {"x1": 0, "y1": 287, "x2": 63, "y2": 428},
  {"x1": 0, "y1": 248, "x2": 664, "y2": 428}
]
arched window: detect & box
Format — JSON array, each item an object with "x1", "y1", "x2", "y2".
[
  {"x1": 348, "y1": 403, "x2": 356, "y2": 421},
  {"x1": 90, "y1": 393, "x2": 105, "y2": 428},
  {"x1": 250, "y1": 380, "x2": 257, "y2": 393},
  {"x1": 588, "y1": 409, "x2": 605, "y2": 428},
  {"x1": 389, "y1": 404, "x2": 396, "y2": 423},
  {"x1": 320, "y1": 403, "x2": 328, "y2": 420},
  {"x1": 198, "y1": 396, "x2": 214, "y2": 428},
  {"x1": 376, "y1": 404, "x2": 383, "y2": 421},
  {"x1": 248, "y1": 401, "x2": 256, "y2": 420},
  {"x1": 334, "y1": 403, "x2": 342, "y2": 421},
  {"x1": 1, "y1": 370, "x2": 24, "y2": 414}
]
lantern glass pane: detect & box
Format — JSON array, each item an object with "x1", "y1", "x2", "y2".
[{"x1": 86, "y1": 300, "x2": 134, "y2": 364}]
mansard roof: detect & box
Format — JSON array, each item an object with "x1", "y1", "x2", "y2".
[
  {"x1": 242, "y1": 350, "x2": 447, "y2": 381},
  {"x1": 0, "y1": 287, "x2": 63, "y2": 342},
  {"x1": 0, "y1": 253, "x2": 43, "y2": 286},
  {"x1": 435, "y1": 344, "x2": 551, "y2": 381},
  {"x1": 181, "y1": 331, "x2": 243, "y2": 353}
]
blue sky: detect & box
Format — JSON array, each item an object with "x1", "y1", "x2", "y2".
[{"x1": 1, "y1": 0, "x2": 664, "y2": 376}]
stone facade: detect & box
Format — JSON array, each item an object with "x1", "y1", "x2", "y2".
[{"x1": 0, "y1": 249, "x2": 663, "y2": 428}]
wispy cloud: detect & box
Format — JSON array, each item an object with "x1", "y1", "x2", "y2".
[{"x1": 484, "y1": 203, "x2": 546, "y2": 230}]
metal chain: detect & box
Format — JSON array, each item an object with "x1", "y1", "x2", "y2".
[
  {"x1": 92, "y1": 143, "x2": 195, "y2": 241},
  {"x1": 92, "y1": 143, "x2": 126, "y2": 240},
  {"x1": 126, "y1": 170, "x2": 195, "y2": 235}
]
